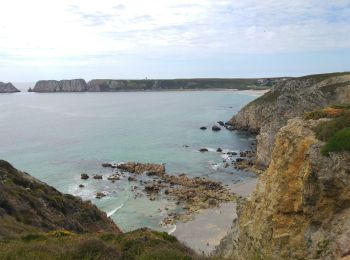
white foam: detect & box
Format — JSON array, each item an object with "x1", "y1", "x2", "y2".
[
  {"x1": 107, "y1": 203, "x2": 124, "y2": 217},
  {"x1": 168, "y1": 225, "x2": 177, "y2": 235}
]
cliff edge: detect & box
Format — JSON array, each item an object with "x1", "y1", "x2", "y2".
[
  {"x1": 229, "y1": 72, "x2": 350, "y2": 167},
  {"x1": 217, "y1": 117, "x2": 350, "y2": 259}
]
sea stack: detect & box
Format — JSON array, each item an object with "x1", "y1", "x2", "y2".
[
  {"x1": 32, "y1": 79, "x2": 88, "y2": 92},
  {"x1": 0, "y1": 82, "x2": 20, "y2": 93}
]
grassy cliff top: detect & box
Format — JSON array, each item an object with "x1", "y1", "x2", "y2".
[{"x1": 304, "y1": 104, "x2": 350, "y2": 155}]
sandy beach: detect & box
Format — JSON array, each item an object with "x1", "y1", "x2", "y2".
[{"x1": 172, "y1": 178, "x2": 258, "y2": 255}]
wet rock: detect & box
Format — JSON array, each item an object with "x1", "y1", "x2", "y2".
[
  {"x1": 96, "y1": 192, "x2": 106, "y2": 199},
  {"x1": 107, "y1": 174, "x2": 120, "y2": 181},
  {"x1": 199, "y1": 148, "x2": 209, "y2": 152},
  {"x1": 217, "y1": 148, "x2": 223, "y2": 152},
  {"x1": 183, "y1": 145, "x2": 190, "y2": 148},
  {"x1": 217, "y1": 121, "x2": 225, "y2": 126},
  {"x1": 200, "y1": 126, "x2": 207, "y2": 130},
  {"x1": 93, "y1": 174, "x2": 103, "y2": 180},
  {"x1": 212, "y1": 125, "x2": 221, "y2": 131},
  {"x1": 102, "y1": 163, "x2": 117, "y2": 168},
  {"x1": 79, "y1": 184, "x2": 85, "y2": 188},
  {"x1": 128, "y1": 176, "x2": 137, "y2": 181},
  {"x1": 81, "y1": 173, "x2": 89, "y2": 180},
  {"x1": 117, "y1": 162, "x2": 165, "y2": 176}
]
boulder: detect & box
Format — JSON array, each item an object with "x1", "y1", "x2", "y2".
[
  {"x1": 200, "y1": 126, "x2": 207, "y2": 130},
  {"x1": 212, "y1": 125, "x2": 221, "y2": 131},
  {"x1": 217, "y1": 148, "x2": 223, "y2": 152},
  {"x1": 217, "y1": 121, "x2": 225, "y2": 126},
  {"x1": 81, "y1": 173, "x2": 89, "y2": 180},
  {"x1": 199, "y1": 148, "x2": 209, "y2": 152},
  {"x1": 93, "y1": 175, "x2": 103, "y2": 180}
]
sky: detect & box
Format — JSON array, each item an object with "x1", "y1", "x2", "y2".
[{"x1": 1, "y1": 0, "x2": 350, "y2": 81}]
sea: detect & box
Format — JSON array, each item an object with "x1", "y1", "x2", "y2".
[{"x1": 0, "y1": 89, "x2": 259, "y2": 232}]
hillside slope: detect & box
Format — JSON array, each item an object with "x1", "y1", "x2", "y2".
[
  {"x1": 0, "y1": 160, "x2": 120, "y2": 238},
  {"x1": 229, "y1": 72, "x2": 350, "y2": 167}
]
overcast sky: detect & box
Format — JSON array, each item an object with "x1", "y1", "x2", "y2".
[{"x1": 1, "y1": 0, "x2": 350, "y2": 81}]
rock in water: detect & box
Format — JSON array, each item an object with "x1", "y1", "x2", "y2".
[
  {"x1": 199, "y1": 148, "x2": 209, "y2": 152},
  {"x1": 0, "y1": 82, "x2": 20, "y2": 93},
  {"x1": 81, "y1": 173, "x2": 89, "y2": 180},
  {"x1": 212, "y1": 125, "x2": 221, "y2": 131},
  {"x1": 217, "y1": 121, "x2": 225, "y2": 126},
  {"x1": 200, "y1": 126, "x2": 207, "y2": 130},
  {"x1": 117, "y1": 162, "x2": 165, "y2": 176}
]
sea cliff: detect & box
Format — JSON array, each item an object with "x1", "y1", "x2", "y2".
[
  {"x1": 0, "y1": 82, "x2": 20, "y2": 93},
  {"x1": 229, "y1": 72, "x2": 350, "y2": 167},
  {"x1": 216, "y1": 117, "x2": 350, "y2": 259},
  {"x1": 32, "y1": 79, "x2": 88, "y2": 92}
]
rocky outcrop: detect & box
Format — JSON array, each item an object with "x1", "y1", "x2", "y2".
[
  {"x1": 229, "y1": 72, "x2": 350, "y2": 166},
  {"x1": 216, "y1": 118, "x2": 350, "y2": 259},
  {"x1": 32, "y1": 79, "x2": 87, "y2": 92},
  {"x1": 0, "y1": 82, "x2": 20, "y2": 93},
  {"x1": 0, "y1": 160, "x2": 120, "y2": 238},
  {"x1": 117, "y1": 162, "x2": 165, "y2": 176}
]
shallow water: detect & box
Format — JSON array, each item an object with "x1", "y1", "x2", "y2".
[{"x1": 0, "y1": 90, "x2": 257, "y2": 231}]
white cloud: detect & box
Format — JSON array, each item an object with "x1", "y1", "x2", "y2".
[{"x1": 0, "y1": 0, "x2": 349, "y2": 79}]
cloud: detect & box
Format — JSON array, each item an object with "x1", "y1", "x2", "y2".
[{"x1": 0, "y1": 0, "x2": 349, "y2": 80}]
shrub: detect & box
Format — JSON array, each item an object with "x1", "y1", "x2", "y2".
[{"x1": 321, "y1": 128, "x2": 350, "y2": 155}]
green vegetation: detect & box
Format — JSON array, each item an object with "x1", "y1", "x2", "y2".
[
  {"x1": 304, "y1": 104, "x2": 350, "y2": 156},
  {"x1": 0, "y1": 229, "x2": 199, "y2": 260}
]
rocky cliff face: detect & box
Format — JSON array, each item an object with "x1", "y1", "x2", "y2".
[
  {"x1": 229, "y1": 72, "x2": 350, "y2": 167},
  {"x1": 33, "y1": 79, "x2": 87, "y2": 92},
  {"x1": 0, "y1": 82, "x2": 20, "y2": 93},
  {"x1": 0, "y1": 160, "x2": 120, "y2": 238},
  {"x1": 217, "y1": 118, "x2": 350, "y2": 259}
]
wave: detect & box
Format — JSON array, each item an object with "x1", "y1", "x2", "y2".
[
  {"x1": 107, "y1": 203, "x2": 124, "y2": 217},
  {"x1": 167, "y1": 224, "x2": 177, "y2": 235}
]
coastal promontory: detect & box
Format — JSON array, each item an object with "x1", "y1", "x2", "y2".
[{"x1": 0, "y1": 82, "x2": 20, "y2": 93}]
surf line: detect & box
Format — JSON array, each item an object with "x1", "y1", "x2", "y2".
[{"x1": 107, "y1": 203, "x2": 124, "y2": 217}]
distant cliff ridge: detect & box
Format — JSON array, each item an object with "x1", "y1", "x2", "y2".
[
  {"x1": 31, "y1": 78, "x2": 288, "y2": 92},
  {"x1": 0, "y1": 82, "x2": 20, "y2": 93}
]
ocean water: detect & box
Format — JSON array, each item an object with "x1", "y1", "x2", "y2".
[{"x1": 0, "y1": 90, "x2": 258, "y2": 232}]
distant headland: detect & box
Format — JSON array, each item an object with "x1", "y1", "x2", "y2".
[{"x1": 26, "y1": 78, "x2": 289, "y2": 93}]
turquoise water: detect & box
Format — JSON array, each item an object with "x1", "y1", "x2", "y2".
[{"x1": 0, "y1": 91, "x2": 257, "y2": 231}]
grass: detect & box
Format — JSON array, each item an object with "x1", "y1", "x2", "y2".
[
  {"x1": 304, "y1": 104, "x2": 350, "y2": 156},
  {"x1": 0, "y1": 229, "x2": 200, "y2": 260}
]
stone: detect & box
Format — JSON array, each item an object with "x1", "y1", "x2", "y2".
[
  {"x1": 81, "y1": 173, "x2": 89, "y2": 180},
  {"x1": 217, "y1": 121, "x2": 225, "y2": 126},
  {"x1": 199, "y1": 148, "x2": 209, "y2": 152},
  {"x1": 200, "y1": 126, "x2": 207, "y2": 130},
  {"x1": 217, "y1": 148, "x2": 223, "y2": 152},
  {"x1": 212, "y1": 125, "x2": 221, "y2": 131},
  {"x1": 93, "y1": 175, "x2": 103, "y2": 180}
]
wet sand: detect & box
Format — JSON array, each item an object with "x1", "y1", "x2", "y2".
[{"x1": 172, "y1": 178, "x2": 258, "y2": 255}]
